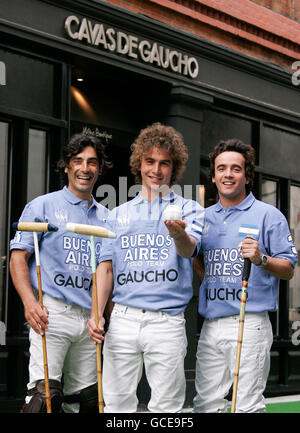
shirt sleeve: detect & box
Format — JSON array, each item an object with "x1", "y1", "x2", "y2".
[
  {"x1": 97, "y1": 210, "x2": 115, "y2": 264},
  {"x1": 9, "y1": 200, "x2": 44, "y2": 254},
  {"x1": 182, "y1": 199, "x2": 205, "y2": 256},
  {"x1": 263, "y1": 207, "x2": 298, "y2": 267}
]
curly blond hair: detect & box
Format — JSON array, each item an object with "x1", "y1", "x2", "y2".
[{"x1": 130, "y1": 122, "x2": 188, "y2": 185}]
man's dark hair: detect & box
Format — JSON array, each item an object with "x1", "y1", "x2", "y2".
[
  {"x1": 57, "y1": 133, "x2": 112, "y2": 185},
  {"x1": 209, "y1": 138, "x2": 255, "y2": 194}
]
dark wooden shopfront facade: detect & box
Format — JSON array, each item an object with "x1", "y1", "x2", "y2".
[{"x1": 0, "y1": 0, "x2": 299, "y2": 412}]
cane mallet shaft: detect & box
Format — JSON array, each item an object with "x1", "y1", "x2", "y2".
[
  {"x1": 65, "y1": 223, "x2": 116, "y2": 413},
  {"x1": 90, "y1": 235, "x2": 104, "y2": 413},
  {"x1": 12, "y1": 221, "x2": 58, "y2": 414},
  {"x1": 231, "y1": 258, "x2": 252, "y2": 413},
  {"x1": 33, "y1": 232, "x2": 52, "y2": 413}
]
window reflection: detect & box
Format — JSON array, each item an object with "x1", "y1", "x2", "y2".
[
  {"x1": 27, "y1": 129, "x2": 47, "y2": 202},
  {"x1": 261, "y1": 179, "x2": 279, "y2": 336},
  {"x1": 199, "y1": 166, "x2": 217, "y2": 208},
  {"x1": 261, "y1": 179, "x2": 277, "y2": 207},
  {"x1": 0, "y1": 122, "x2": 9, "y2": 323}
]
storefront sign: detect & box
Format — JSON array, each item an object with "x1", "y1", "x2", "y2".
[
  {"x1": 65, "y1": 15, "x2": 199, "y2": 79},
  {"x1": 0, "y1": 61, "x2": 6, "y2": 85},
  {"x1": 82, "y1": 125, "x2": 112, "y2": 143}
]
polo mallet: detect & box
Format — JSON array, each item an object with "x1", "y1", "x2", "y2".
[
  {"x1": 12, "y1": 221, "x2": 58, "y2": 413},
  {"x1": 65, "y1": 222, "x2": 117, "y2": 413},
  {"x1": 231, "y1": 257, "x2": 252, "y2": 413}
]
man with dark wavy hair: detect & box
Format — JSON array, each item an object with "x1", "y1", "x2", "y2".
[
  {"x1": 88, "y1": 122, "x2": 204, "y2": 412},
  {"x1": 10, "y1": 133, "x2": 111, "y2": 413},
  {"x1": 193, "y1": 138, "x2": 297, "y2": 413}
]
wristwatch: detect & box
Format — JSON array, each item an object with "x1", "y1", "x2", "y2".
[{"x1": 259, "y1": 254, "x2": 268, "y2": 267}]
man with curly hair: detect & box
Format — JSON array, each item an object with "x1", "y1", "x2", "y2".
[{"x1": 88, "y1": 122, "x2": 204, "y2": 412}]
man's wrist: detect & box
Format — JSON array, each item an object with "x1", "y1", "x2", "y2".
[{"x1": 256, "y1": 254, "x2": 268, "y2": 267}]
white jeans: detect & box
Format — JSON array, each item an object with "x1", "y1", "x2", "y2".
[
  {"x1": 103, "y1": 303, "x2": 187, "y2": 413},
  {"x1": 27, "y1": 294, "x2": 96, "y2": 413},
  {"x1": 193, "y1": 312, "x2": 273, "y2": 413}
]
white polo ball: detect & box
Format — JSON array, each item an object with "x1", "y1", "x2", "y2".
[{"x1": 162, "y1": 205, "x2": 182, "y2": 221}]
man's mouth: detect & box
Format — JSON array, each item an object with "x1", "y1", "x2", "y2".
[
  {"x1": 149, "y1": 176, "x2": 163, "y2": 183},
  {"x1": 77, "y1": 175, "x2": 92, "y2": 182}
]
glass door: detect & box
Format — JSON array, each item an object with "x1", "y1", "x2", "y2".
[
  {"x1": 261, "y1": 178, "x2": 280, "y2": 337},
  {"x1": 289, "y1": 185, "x2": 300, "y2": 326}
]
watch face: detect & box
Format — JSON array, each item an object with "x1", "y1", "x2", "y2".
[{"x1": 261, "y1": 255, "x2": 268, "y2": 266}]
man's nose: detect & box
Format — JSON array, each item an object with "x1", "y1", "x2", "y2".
[
  {"x1": 152, "y1": 163, "x2": 161, "y2": 174},
  {"x1": 81, "y1": 160, "x2": 89, "y2": 171},
  {"x1": 224, "y1": 168, "x2": 233, "y2": 177}
]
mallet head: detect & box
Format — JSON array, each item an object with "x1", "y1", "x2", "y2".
[{"x1": 65, "y1": 222, "x2": 117, "y2": 239}]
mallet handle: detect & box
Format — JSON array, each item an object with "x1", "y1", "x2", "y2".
[
  {"x1": 90, "y1": 235, "x2": 104, "y2": 413},
  {"x1": 13, "y1": 222, "x2": 58, "y2": 232},
  {"x1": 66, "y1": 223, "x2": 116, "y2": 239},
  {"x1": 33, "y1": 232, "x2": 52, "y2": 413},
  {"x1": 231, "y1": 258, "x2": 252, "y2": 413}
]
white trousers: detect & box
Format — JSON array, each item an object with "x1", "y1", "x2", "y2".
[
  {"x1": 27, "y1": 294, "x2": 97, "y2": 413},
  {"x1": 193, "y1": 312, "x2": 273, "y2": 413},
  {"x1": 103, "y1": 303, "x2": 188, "y2": 413}
]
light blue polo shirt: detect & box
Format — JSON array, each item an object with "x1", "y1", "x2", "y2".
[
  {"x1": 99, "y1": 191, "x2": 204, "y2": 315},
  {"x1": 199, "y1": 192, "x2": 298, "y2": 319},
  {"x1": 10, "y1": 186, "x2": 110, "y2": 310}
]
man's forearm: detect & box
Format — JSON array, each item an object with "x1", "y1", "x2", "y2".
[
  {"x1": 95, "y1": 261, "x2": 114, "y2": 318},
  {"x1": 261, "y1": 256, "x2": 294, "y2": 280},
  {"x1": 173, "y1": 232, "x2": 197, "y2": 258},
  {"x1": 9, "y1": 250, "x2": 36, "y2": 308}
]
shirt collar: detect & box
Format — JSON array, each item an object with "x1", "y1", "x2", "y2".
[
  {"x1": 215, "y1": 192, "x2": 255, "y2": 212},
  {"x1": 62, "y1": 186, "x2": 97, "y2": 208},
  {"x1": 132, "y1": 191, "x2": 176, "y2": 206}
]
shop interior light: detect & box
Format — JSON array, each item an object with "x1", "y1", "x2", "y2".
[{"x1": 74, "y1": 69, "x2": 85, "y2": 82}]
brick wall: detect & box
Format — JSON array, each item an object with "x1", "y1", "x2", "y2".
[
  {"x1": 250, "y1": 0, "x2": 300, "y2": 22},
  {"x1": 103, "y1": 0, "x2": 300, "y2": 70}
]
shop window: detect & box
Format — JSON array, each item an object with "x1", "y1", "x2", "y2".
[
  {"x1": 289, "y1": 185, "x2": 300, "y2": 325},
  {"x1": 261, "y1": 125, "x2": 300, "y2": 180},
  {"x1": 261, "y1": 178, "x2": 279, "y2": 336},
  {"x1": 199, "y1": 165, "x2": 217, "y2": 208},
  {"x1": 27, "y1": 129, "x2": 47, "y2": 202},
  {"x1": 201, "y1": 110, "x2": 253, "y2": 156},
  {"x1": 0, "y1": 122, "x2": 9, "y2": 323},
  {"x1": 261, "y1": 179, "x2": 277, "y2": 207},
  {"x1": 0, "y1": 48, "x2": 56, "y2": 117}
]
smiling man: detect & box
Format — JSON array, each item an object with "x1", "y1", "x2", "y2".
[
  {"x1": 88, "y1": 122, "x2": 204, "y2": 413},
  {"x1": 193, "y1": 138, "x2": 297, "y2": 413},
  {"x1": 9, "y1": 134, "x2": 111, "y2": 413}
]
